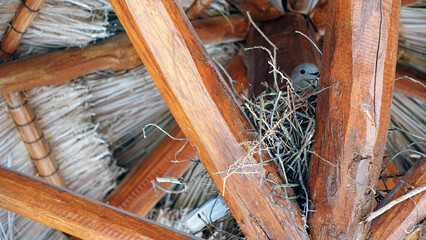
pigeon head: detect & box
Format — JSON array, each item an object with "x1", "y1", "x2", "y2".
[{"x1": 290, "y1": 63, "x2": 319, "y2": 91}]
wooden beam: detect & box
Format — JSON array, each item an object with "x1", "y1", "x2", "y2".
[
  {"x1": 369, "y1": 158, "x2": 425, "y2": 239},
  {"x1": 109, "y1": 0, "x2": 308, "y2": 239},
  {"x1": 191, "y1": 14, "x2": 249, "y2": 45},
  {"x1": 286, "y1": 0, "x2": 320, "y2": 14},
  {"x1": 402, "y1": 0, "x2": 422, "y2": 6},
  {"x1": 394, "y1": 63, "x2": 426, "y2": 101},
  {"x1": 307, "y1": 0, "x2": 401, "y2": 239},
  {"x1": 246, "y1": 13, "x2": 321, "y2": 96},
  {"x1": 226, "y1": 0, "x2": 284, "y2": 21},
  {"x1": 0, "y1": 15, "x2": 248, "y2": 94},
  {"x1": 186, "y1": 0, "x2": 214, "y2": 20},
  {"x1": 0, "y1": 167, "x2": 196, "y2": 240},
  {"x1": 106, "y1": 54, "x2": 248, "y2": 217}
]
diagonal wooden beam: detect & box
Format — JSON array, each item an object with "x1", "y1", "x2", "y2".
[
  {"x1": 109, "y1": 0, "x2": 308, "y2": 239},
  {"x1": 0, "y1": 15, "x2": 248, "y2": 94},
  {"x1": 307, "y1": 0, "x2": 401, "y2": 239},
  {"x1": 369, "y1": 158, "x2": 425, "y2": 239},
  {"x1": 0, "y1": 166, "x2": 196, "y2": 240},
  {"x1": 107, "y1": 54, "x2": 248, "y2": 217},
  {"x1": 226, "y1": 0, "x2": 284, "y2": 21}
]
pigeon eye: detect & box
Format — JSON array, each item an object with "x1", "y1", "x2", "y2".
[{"x1": 300, "y1": 69, "x2": 305, "y2": 74}]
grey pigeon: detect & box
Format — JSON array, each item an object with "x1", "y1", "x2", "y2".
[{"x1": 290, "y1": 63, "x2": 319, "y2": 91}]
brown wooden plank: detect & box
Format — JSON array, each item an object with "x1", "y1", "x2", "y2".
[
  {"x1": 0, "y1": 166, "x2": 196, "y2": 240},
  {"x1": 0, "y1": 15, "x2": 248, "y2": 94},
  {"x1": 369, "y1": 158, "x2": 425, "y2": 239},
  {"x1": 227, "y1": 0, "x2": 284, "y2": 21},
  {"x1": 186, "y1": 0, "x2": 214, "y2": 19},
  {"x1": 109, "y1": 0, "x2": 308, "y2": 239},
  {"x1": 106, "y1": 54, "x2": 248, "y2": 217},
  {"x1": 307, "y1": 0, "x2": 401, "y2": 239},
  {"x1": 246, "y1": 13, "x2": 321, "y2": 96},
  {"x1": 394, "y1": 63, "x2": 426, "y2": 101}
]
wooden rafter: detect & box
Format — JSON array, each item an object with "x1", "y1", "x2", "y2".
[
  {"x1": 369, "y1": 158, "x2": 425, "y2": 239},
  {"x1": 186, "y1": 0, "x2": 214, "y2": 20},
  {"x1": 0, "y1": 15, "x2": 248, "y2": 94},
  {"x1": 394, "y1": 63, "x2": 426, "y2": 101},
  {"x1": 109, "y1": 0, "x2": 308, "y2": 239},
  {"x1": 307, "y1": 0, "x2": 401, "y2": 239},
  {"x1": 226, "y1": 0, "x2": 284, "y2": 21},
  {"x1": 0, "y1": 167, "x2": 196, "y2": 240}
]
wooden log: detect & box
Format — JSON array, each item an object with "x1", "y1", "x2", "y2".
[
  {"x1": 106, "y1": 54, "x2": 247, "y2": 217},
  {"x1": 227, "y1": 0, "x2": 284, "y2": 21},
  {"x1": 0, "y1": 0, "x2": 46, "y2": 60},
  {"x1": 0, "y1": 15, "x2": 248, "y2": 94},
  {"x1": 0, "y1": 166, "x2": 196, "y2": 240},
  {"x1": 307, "y1": 0, "x2": 401, "y2": 239},
  {"x1": 3, "y1": 92, "x2": 65, "y2": 187},
  {"x1": 394, "y1": 63, "x2": 426, "y2": 101},
  {"x1": 286, "y1": 0, "x2": 320, "y2": 14},
  {"x1": 309, "y1": 0, "x2": 328, "y2": 36},
  {"x1": 109, "y1": 0, "x2": 309, "y2": 239},
  {"x1": 192, "y1": 14, "x2": 249, "y2": 45},
  {"x1": 186, "y1": 0, "x2": 214, "y2": 19},
  {"x1": 369, "y1": 158, "x2": 425, "y2": 239},
  {"x1": 247, "y1": 13, "x2": 321, "y2": 96}
]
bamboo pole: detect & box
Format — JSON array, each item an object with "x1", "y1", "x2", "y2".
[
  {"x1": 107, "y1": 54, "x2": 247, "y2": 217},
  {"x1": 4, "y1": 92, "x2": 65, "y2": 187},
  {"x1": 0, "y1": 15, "x2": 249, "y2": 94},
  {"x1": 369, "y1": 158, "x2": 425, "y2": 239},
  {"x1": 108, "y1": 0, "x2": 308, "y2": 239},
  {"x1": 0, "y1": 0, "x2": 46, "y2": 60},
  {"x1": 226, "y1": 0, "x2": 284, "y2": 21},
  {"x1": 0, "y1": 166, "x2": 196, "y2": 240},
  {"x1": 0, "y1": 0, "x2": 66, "y2": 187},
  {"x1": 186, "y1": 0, "x2": 214, "y2": 20},
  {"x1": 307, "y1": 0, "x2": 401, "y2": 239}
]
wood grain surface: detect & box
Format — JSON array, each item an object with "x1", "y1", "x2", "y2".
[
  {"x1": 0, "y1": 167, "x2": 197, "y2": 240},
  {"x1": 369, "y1": 158, "x2": 425, "y2": 239},
  {"x1": 109, "y1": 0, "x2": 309, "y2": 239},
  {"x1": 307, "y1": 0, "x2": 401, "y2": 239}
]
